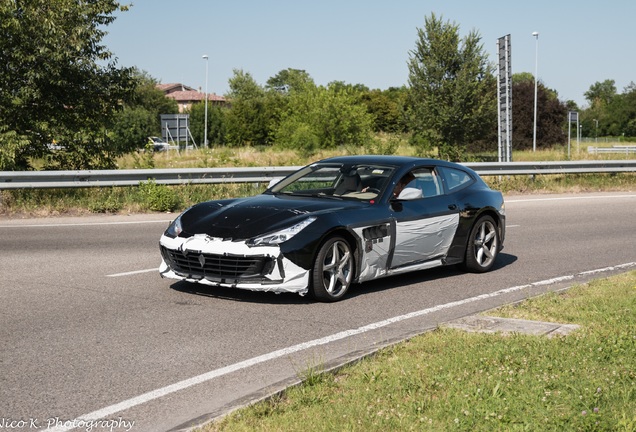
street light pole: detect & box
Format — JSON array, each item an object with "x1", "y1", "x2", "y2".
[
  {"x1": 532, "y1": 32, "x2": 539, "y2": 152},
  {"x1": 593, "y1": 119, "x2": 598, "y2": 143},
  {"x1": 202, "y1": 54, "x2": 209, "y2": 148}
]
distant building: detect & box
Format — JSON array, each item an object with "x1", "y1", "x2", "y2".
[{"x1": 157, "y1": 83, "x2": 227, "y2": 113}]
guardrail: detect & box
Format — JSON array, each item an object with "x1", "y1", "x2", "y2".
[
  {"x1": 588, "y1": 145, "x2": 636, "y2": 155},
  {"x1": 1, "y1": 161, "x2": 635, "y2": 190}
]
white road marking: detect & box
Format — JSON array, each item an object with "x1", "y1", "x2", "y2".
[
  {"x1": 506, "y1": 194, "x2": 636, "y2": 203},
  {"x1": 0, "y1": 220, "x2": 171, "y2": 228},
  {"x1": 107, "y1": 268, "x2": 159, "y2": 277},
  {"x1": 48, "y1": 261, "x2": 636, "y2": 432}
]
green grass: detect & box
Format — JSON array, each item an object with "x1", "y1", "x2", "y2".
[
  {"x1": 201, "y1": 271, "x2": 636, "y2": 432},
  {"x1": 1, "y1": 144, "x2": 635, "y2": 216}
]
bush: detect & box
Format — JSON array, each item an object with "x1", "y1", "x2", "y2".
[
  {"x1": 137, "y1": 180, "x2": 181, "y2": 212},
  {"x1": 0, "y1": 129, "x2": 31, "y2": 170},
  {"x1": 360, "y1": 133, "x2": 402, "y2": 155},
  {"x1": 88, "y1": 189, "x2": 123, "y2": 213}
]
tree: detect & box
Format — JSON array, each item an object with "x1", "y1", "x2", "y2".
[
  {"x1": 584, "y1": 79, "x2": 617, "y2": 107},
  {"x1": 188, "y1": 102, "x2": 226, "y2": 147},
  {"x1": 224, "y1": 69, "x2": 280, "y2": 146},
  {"x1": 274, "y1": 82, "x2": 374, "y2": 153},
  {"x1": 407, "y1": 13, "x2": 496, "y2": 161},
  {"x1": 359, "y1": 87, "x2": 409, "y2": 133},
  {"x1": 605, "y1": 83, "x2": 636, "y2": 137},
  {"x1": 128, "y1": 70, "x2": 179, "y2": 120},
  {"x1": 110, "y1": 107, "x2": 156, "y2": 153},
  {"x1": 620, "y1": 83, "x2": 636, "y2": 137},
  {"x1": 511, "y1": 74, "x2": 567, "y2": 149},
  {"x1": 0, "y1": 0, "x2": 136, "y2": 170},
  {"x1": 325, "y1": 81, "x2": 409, "y2": 133},
  {"x1": 266, "y1": 68, "x2": 314, "y2": 93},
  {"x1": 109, "y1": 69, "x2": 179, "y2": 153},
  {"x1": 327, "y1": 81, "x2": 370, "y2": 94},
  {"x1": 582, "y1": 81, "x2": 636, "y2": 138}
]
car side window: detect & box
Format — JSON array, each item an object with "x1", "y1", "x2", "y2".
[
  {"x1": 395, "y1": 168, "x2": 442, "y2": 199},
  {"x1": 413, "y1": 168, "x2": 442, "y2": 197},
  {"x1": 441, "y1": 167, "x2": 474, "y2": 192}
]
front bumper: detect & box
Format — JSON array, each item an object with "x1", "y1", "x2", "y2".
[{"x1": 159, "y1": 234, "x2": 310, "y2": 295}]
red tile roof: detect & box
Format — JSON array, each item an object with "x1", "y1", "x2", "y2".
[
  {"x1": 165, "y1": 90, "x2": 226, "y2": 103},
  {"x1": 157, "y1": 83, "x2": 196, "y2": 93},
  {"x1": 157, "y1": 83, "x2": 226, "y2": 104}
]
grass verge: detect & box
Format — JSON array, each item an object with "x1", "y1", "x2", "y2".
[{"x1": 201, "y1": 271, "x2": 636, "y2": 432}]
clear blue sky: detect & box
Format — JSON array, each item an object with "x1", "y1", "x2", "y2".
[{"x1": 104, "y1": 0, "x2": 635, "y2": 107}]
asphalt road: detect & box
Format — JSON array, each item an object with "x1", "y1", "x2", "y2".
[{"x1": 1, "y1": 192, "x2": 635, "y2": 431}]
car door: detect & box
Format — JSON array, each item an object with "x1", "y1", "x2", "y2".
[{"x1": 389, "y1": 167, "x2": 460, "y2": 269}]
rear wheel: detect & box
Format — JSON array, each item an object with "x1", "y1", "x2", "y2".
[
  {"x1": 464, "y1": 215, "x2": 499, "y2": 273},
  {"x1": 310, "y1": 236, "x2": 354, "y2": 302}
]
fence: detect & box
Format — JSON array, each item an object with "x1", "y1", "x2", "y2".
[
  {"x1": 1, "y1": 161, "x2": 635, "y2": 190},
  {"x1": 587, "y1": 146, "x2": 636, "y2": 155}
]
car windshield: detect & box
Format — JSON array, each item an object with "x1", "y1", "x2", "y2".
[{"x1": 269, "y1": 163, "x2": 396, "y2": 201}]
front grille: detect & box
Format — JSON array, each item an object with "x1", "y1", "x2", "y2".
[{"x1": 161, "y1": 246, "x2": 273, "y2": 280}]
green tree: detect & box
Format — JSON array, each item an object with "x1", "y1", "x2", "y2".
[
  {"x1": 128, "y1": 70, "x2": 179, "y2": 120},
  {"x1": 275, "y1": 82, "x2": 374, "y2": 153},
  {"x1": 581, "y1": 81, "x2": 636, "y2": 139},
  {"x1": 0, "y1": 0, "x2": 136, "y2": 170},
  {"x1": 224, "y1": 69, "x2": 280, "y2": 146},
  {"x1": 109, "y1": 69, "x2": 179, "y2": 152},
  {"x1": 584, "y1": 79, "x2": 617, "y2": 107},
  {"x1": 266, "y1": 68, "x2": 314, "y2": 93},
  {"x1": 605, "y1": 83, "x2": 636, "y2": 137},
  {"x1": 188, "y1": 102, "x2": 226, "y2": 147},
  {"x1": 109, "y1": 107, "x2": 157, "y2": 153},
  {"x1": 620, "y1": 83, "x2": 636, "y2": 137},
  {"x1": 360, "y1": 87, "x2": 409, "y2": 133},
  {"x1": 327, "y1": 81, "x2": 370, "y2": 94},
  {"x1": 322, "y1": 82, "x2": 409, "y2": 134},
  {"x1": 407, "y1": 13, "x2": 496, "y2": 161},
  {"x1": 0, "y1": 128, "x2": 30, "y2": 171}
]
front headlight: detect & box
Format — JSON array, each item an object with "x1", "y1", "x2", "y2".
[
  {"x1": 248, "y1": 217, "x2": 317, "y2": 247},
  {"x1": 165, "y1": 213, "x2": 185, "y2": 238},
  {"x1": 499, "y1": 202, "x2": 506, "y2": 216}
]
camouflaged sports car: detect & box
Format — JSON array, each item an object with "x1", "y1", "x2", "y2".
[{"x1": 159, "y1": 156, "x2": 506, "y2": 302}]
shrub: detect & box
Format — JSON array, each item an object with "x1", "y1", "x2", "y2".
[{"x1": 137, "y1": 180, "x2": 181, "y2": 212}]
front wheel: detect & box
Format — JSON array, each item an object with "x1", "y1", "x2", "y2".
[
  {"x1": 464, "y1": 215, "x2": 499, "y2": 273},
  {"x1": 310, "y1": 236, "x2": 354, "y2": 302}
]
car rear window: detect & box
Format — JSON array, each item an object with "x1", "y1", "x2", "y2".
[{"x1": 442, "y1": 167, "x2": 474, "y2": 192}]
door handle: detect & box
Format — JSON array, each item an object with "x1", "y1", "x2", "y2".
[{"x1": 448, "y1": 204, "x2": 458, "y2": 210}]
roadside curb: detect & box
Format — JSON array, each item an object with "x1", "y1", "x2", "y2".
[{"x1": 442, "y1": 315, "x2": 580, "y2": 337}]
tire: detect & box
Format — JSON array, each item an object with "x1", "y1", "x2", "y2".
[
  {"x1": 464, "y1": 215, "x2": 499, "y2": 273},
  {"x1": 310, "y1": 236, "x2": 354, "y2": 302}
]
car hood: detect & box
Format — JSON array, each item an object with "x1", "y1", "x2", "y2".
[{"x1": 179, "y1": 194, "x2": 363, "y2": 240}]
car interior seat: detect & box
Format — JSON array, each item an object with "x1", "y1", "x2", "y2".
[{"x1": 334, "y1": 173, "x2": 362, "y2": 195}]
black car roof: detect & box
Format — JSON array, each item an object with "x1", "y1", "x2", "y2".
[
  {"x1": 316, "y1": 155, "x2": 482, "y2": 183},
  {"x1": 317, "y1": 155, "x2": 464, "y2": 170}
]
